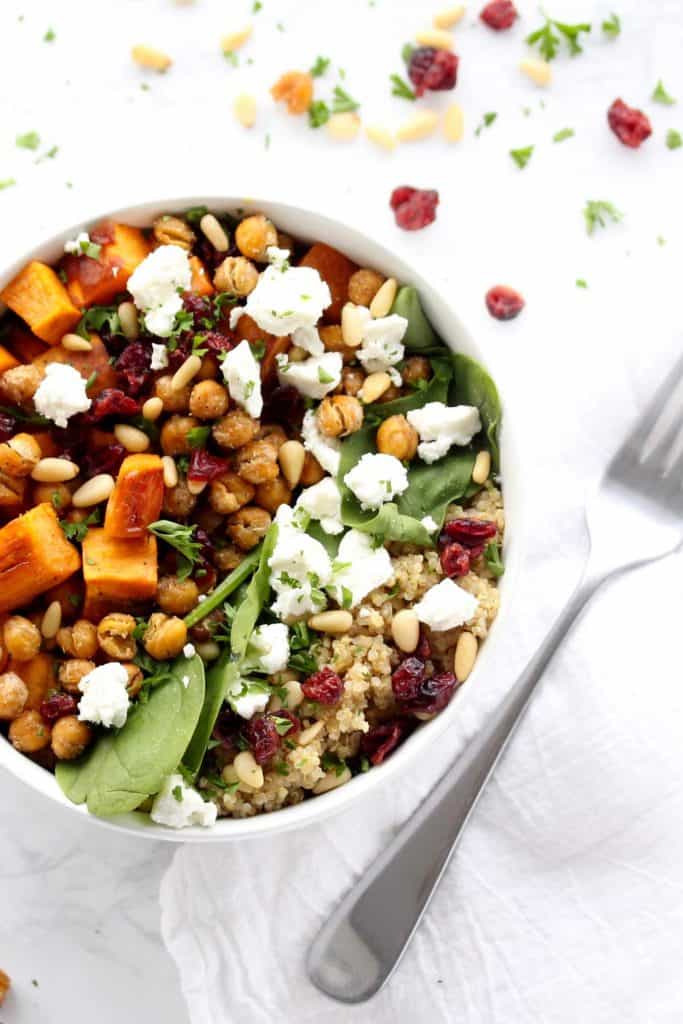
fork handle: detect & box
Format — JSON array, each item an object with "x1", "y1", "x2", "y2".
[{"x1": 308, "y1": 573, "x2": 602, "y2": 1004}]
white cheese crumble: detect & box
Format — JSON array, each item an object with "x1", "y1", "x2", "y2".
[
  {"x1": 150, "y1": 773, "x2": 217, "y2": 829},
  {"x1": 244, "y1": 623, "x2": 290, "y2": 675},
  {"x1": 407, "y1": 402, "x2": 482, "y2": 464},
  {"x1": 276, "y1": 351, "x2": 342, "y2": 400},
  {"x1": 227, "y1": 678, "x2": 270, "y2": 720},
  {"x1": 78, "y1": 662, "x2": 130, "y2": 729},
  {"x1": 268, "y1": 505, "x2": 332, "y2": 620},
  {"x1": 296, "y1": 477, "x2": 343, "y2": 535},
  {"x1": 414, "y1": 578, "x2": 479, "y2": 631},
  {"x1": 343, "y1": 452, "x2": 409, "y2": 511},
  {"x1": 127, "y1": 244, "x2": 192, "y2": 338},
  {"x1": 421, "y1": 515, "x2": 439, "y2": 534},
  {"x1": 183, "y1": 643, "x2": 196, "y2": 659},
  {"x1": 327, "y1": 529, "x2": 393, "y2": 609},
  {"x1": 181, "y1": 675, "x2": 190, "y2": 688},
  {"x1": 221, "y1": 339, "x2": 263, "y2": 418},
  {"x1": 64, "y1": 231, "x2": 96, "y2": 256},
  {"x1": 301, "y1": 409, "x2": 341, "y2": 476},
  {"x1": 356, "y1": 314, "x2": 407, "y2": 375},
  {"x1": 291, "y1": 324, "x2": 324, "y2": 356},
  {"x1": 150, "y1": 343, "x2": 169, "y2": 371},
  {"x1": 33, "y1": 363, "x2": 92, "y2": 429},
  {"x1": 232, "y1": 254, "x2": 331, "y2": 338}
]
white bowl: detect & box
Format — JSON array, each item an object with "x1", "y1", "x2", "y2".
[{"x1": 0, "y1": 197, "x2": 524, "y2": 842}]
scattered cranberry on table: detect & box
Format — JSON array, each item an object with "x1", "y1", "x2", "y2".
[
  {"x1": 607, "y1": 99, "x2": 652, "y2": 149},
  {"x1": 480, "y1": 0, "x2": 518, "y2": 30},
  {"x1": 408, "y1": 46, "x2": 459, "y2": 97},
  {"x1": 390, "y1": 187, "x2": 440, "y2": 231},
  {"x1": 485, "y1": 285, "x2": 525, "y2": 321}
]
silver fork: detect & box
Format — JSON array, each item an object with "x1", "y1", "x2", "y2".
[{"x1": 308, "y1": 355, "x2": 683, "y2": 1004}]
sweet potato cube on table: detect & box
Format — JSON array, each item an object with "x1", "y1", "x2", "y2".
[
  {"x1": 33, "y1": 332, "x2": 117, "y2": 397},
  {"x1": 64, "y1": 221, "x2": 151, "y2": 308},
  {"x1": 0, "y1": 261, "x2": 81, "y2": 344},
  {"x1": 9, "y1": 653, "x2": 56, "y2": 710},
  {"x1": 104, "y1": 454, "x2": 164, "y2": 539},
  {"x1": 82, "y1": 529, "x2": 157, "y2": 621},
  {"x1": 0, "y1": 503, "x2": 81, "y2": 614},
  {"x1": 299, "y1": 243, "x2": 357, "y2": 323}
]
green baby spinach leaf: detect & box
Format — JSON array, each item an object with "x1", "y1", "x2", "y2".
[
  {"x1": 183, "y1": 656, "x2": 239, "y2": 777},
  {"x1": 390, "y1": 285, "x2": 438, "y2": 350},
  {"x1": 230, "y1": 523, "x2": 278, "y2": 659},
  {"x1": 365, "y1": 357, "x2": 452, "y2": 424},
  {"x1": 398, "y1": 451, "x2": 476, "y2": 528},
  {"x1": 184, "y1": 545, "x2": 262, "y2": 628},
  {"x1": 449, "y1": 353, "x2": 502, "y2": 470}
]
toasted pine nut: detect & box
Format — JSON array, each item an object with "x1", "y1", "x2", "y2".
[
  {"x1": 234, "y1": 93, "x2": 257, "y2": 128},
  {"x1": 415, "y1": 28, "x2": 454, "y2": 49},
  {"x1": 31, "y1": 457, "x2": 79, "y2": 483},
  {"x1": 359, "y1": 371, "x2": 391, "y2": 404},
  {"x1": 221, "y1": 762, "x2": 258, "y2": 794},
  {"x1": 61, "y1": 333, "x2": 92, "y2": 352},
  {"x1": 443, "y1": 103, "x2": 465, "y2": 142},
  {"x1": 313, "y1": 766, "x2": 352, "y2": 795},
  {"x1": 278, "y1": 440, "x2": 306, "y2": 487},
  {"x1": 366, "y1": 125, "x2": 396, "y2": 151},
  {"x1": 472, "y1": 450, "x2": 491, "y2": 485},
  {"x1": 199, "y1": 214, "x2": 229, "y2": 253},
  {"x1": 161, "y1": 455, "x2": 178, "y2": 488},
  {"x1": 284, "y1": 679, "x2": 303, "y2": 709},
  {"x1": 233, "y1": 749, "x2": 263, "y2": 788},
  {"x1": 369, "y1": 278, "x2": 398, "y2": 318},
  {"x1": 396, "y1": 109, "x2": 439, "y2": 142},
  {"x1": 326, "y1": 112, "x2": 361, "y2": 142},
  {"x1": 298, "y1": 720, "x2": 325, "y2": 746},
  {"x1": 118, "y1": 301, "x2": 139, "y2": 340},
  {"x1": 434, "y1": 4, "x2": 466, "y2": 28},
  {"x1": 391, "y1": 608, "x2": 420, "y2": 653},
  {"x1": 72, "y1": 474, "x2": 115, "y2": 508},
  {"x1": 142, "y1": 396, "x2": 163, "y2": 421},
  {"x1": 308, "y1": 610, "x2": 353, "y2": 635},
  {"x1": 187, "y1": 477, "x2": 207, "y2": 496},
  {"x1": 41, "y1": 600, "x2": 62, "y2": 640},
  {"x1": 520, "y1": 57, "x2": 552, "y2": 87},
  {"x1": 341, "y1": 303, "x2": 366, "y2": 347},
  {"x1": 221, "y1": 26, "x2": 252, "y2": 53},
  {"x1": 131, "y1": 45, "x2": 172, "y2": 72},
  {"x1": 454, "y1": 631, "x2": 478, "y2": 681},
  {"x1": 114, "y1": 424, "x2": 150, "y2": 453},
  {"x1": 171, "y1": 354, "x2": 202, "y2": 391}
]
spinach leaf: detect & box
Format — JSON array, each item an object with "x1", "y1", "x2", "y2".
[
  {"x1": 184, "y1": 544, "x2": 262, "y2": 628},
  {"x1": 56, "y1": 655, "x2": 205, "y2": 817},
  {"x1": 398, "y1": 451, "x2": 476, "y2": 528},
  {"x1": 390, "y1": 285, "x2": 438, "y2": 350},
  {"x1": 183, "y1": 656, "x2": 239, "y2": 777},
  {"x1": 365, "y1": 357, "x2": 452, "y2": 425},
  {"x1": 449, "y1": 353, "x2": 502, "y2": 470},
  {"x1": 307, "y1": 520, "x2": 341, "y2": 558},
  {"x1": 230, "y1": 523, "x2": 278, "y2": 659}
]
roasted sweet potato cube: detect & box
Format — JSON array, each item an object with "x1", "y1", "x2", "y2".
[
  {"x1": 2, "y1": 324, "x2": 48, "y2": 363},
  {"x1": 0, "y1": 261, "x2": 81, "y2": 344},
  {"x1": 33, "y1": 332, "x2": 117, "y2": 396},
  {"x1": 0, "y1": 503, "x2": 80, "y2": 614},
  {"x1": 104, "y1": 454, "x2": 164, "y2": 538},
  {"x1": 299, "y1": 243, "x2": 357, "y2": 323},
  {"x1": 82, "y1": 529, "x2": 157, "y2": 621},
  {"x1": 189, "y1": 255, "x2": 214, "y2": 297},
  {"x1": 10, "y1": 653, "x2": 57, "y2": 710},
  {"x1": 64, "y1": 221, "x2": 151, "y2": 307}
]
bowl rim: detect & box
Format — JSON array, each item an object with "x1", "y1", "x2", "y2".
[{"x1": 0, "y1": 195, "x2": 526, "y2": 842}]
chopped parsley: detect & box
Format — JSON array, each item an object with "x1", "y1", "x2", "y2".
[
  {"x1": 59, "y1": 508, "x2": 101, "y2": 544},
  {"x1": 576, "y1": 278, "x2": 588, "y2": 289},
  {"x1": 85, "y1": 371, "x2": 98, "y2": 392},
  {"x1": 666, "y1": 129, "x2": 682, "y2": 150},
  {"x1": 331, "y1": 85, "x2": 359, "y2": 113},
  {"x1": 321, "y1": 753, "x2": 348, "y2": 777},
  {"x1": 484, "y1": 542, "x2": 505, "y2": 578},
  {"x1": 172, "y1": 785, "x2": 183, "y2": 803},
  {"x1": 318, "y1": 366, "x2": 335, "y2": 384},
  {"x1": 583, "y1": 199, "x2": 623, "y2": 235},
  {"x1": 475, "y1": 111, "x2": 497, "y2": 137},
  {"x1": 168, "y1": 309, "x2": 194, "y2": 340},
  {"x1": 148, "y1": 520, "x2": 202, "y2": 581},
  {"x1": 271, "y1": 715, "x2": 296, "y2": 736},
  {"x1": 340, "y1": 586, "x2": 353, "y2": 609},
  {"x1": 35, "y1": 144, "x2": 59, "y2": 163},
  {"x1": 186, "y1": 425, "x2": 210, "y2": 449},
  {"x1": 390, "y1": 73, "x2": 416, "y2": 101},
  {"x1": 185, "y1": 205, "x2": 209, "y2": 226},
  {"x1": 553, "y1": 127, "x2": 574, "y2": 143},
  {"x1": 510, "y1": 145, "x2": 534, "y2": 169},
  {"x1": 652, "y1": 80, "x2": 676, "y2": 105},
  {"x1": 401, "y1": 42, "x2": 415, "y2": 64},
  {"x1": 275, "y1": 762, "x2": 290, "y2": 776},
  {"x1": 76, "y1": 304, "x2": 122, "y2": 341},
  {"x1": 250, "y1": 339, "x2": 266, "y2": 361},
  {"x1": 223, "y1": 50, "x2": 239, "y2": 67},
  {"x1": 526, "y1": 15, "x2": 591, "y2": 60},
  {"x1": 16, "y1": 131, "x2": 41, "y2": 151},
  {"x1": 310, "y1": 56, "x2": 330, "y2": 78},
  {"x1": 252, "y1": 0, "x2": 263, "y2": 11},
  {"x1": 0, "y1": 178, "x2": 16, "y2": 191},
  {"x1": 43, "y1": 26, "x2": 56, "y2": 42},
  {"x1": 601, "y1": 12, "x2": 620, "y2": 37},
  {"x1": 308, "y1": 100, "x2": 330, "y2": 129}
]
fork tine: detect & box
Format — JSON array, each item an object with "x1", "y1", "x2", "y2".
[{"x1": 610, "y1": 353, "x2": 683, "y2": 466}]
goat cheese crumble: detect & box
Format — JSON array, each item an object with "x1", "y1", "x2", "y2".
[
  {"x1": 356, "y1": 313, "x2": 407, "y2": 375},
  {"x1": 150, "y1": 773, "x2": 217, "y2": 829},
  {"x1": 407, "y1": 402, "x2": 482, "y2": 464},
  {"x1": 300, "y1": 409, "x2": 341, "y2": 475},
  {"x1": 231, "y1": 251, "x2": 331, "y2": 338},
  {"x1": 150, "y1": 343, "x2": 169, "y2": 371},
  {"x1": 127, "y1": 244, "x2": 192, "y2": 338},
  {"x1": 221, "y1": 339, "x2": 263, "y2": 418},
  {"x1": 268, "y1": 505, "x2": 332, "y2": 620},
  {"x1": 244, "y1": 623, "x2": 290, "y2": 674},
  {"x1": 33, "y1": 363, "x2": 92, "y2": 428},
  {"x1": 78, "y1": 662, "x2": 130, "y2": 729},
  {"x1": 343, "y1": 452, "x2": 409, "y2": 511},
  {"x1": 276, "y1": 351, "x2": 342, "y2": 399},
  {"x1": 328, "y1": 530, "x2": 393, "y2": 608},
  {"x1": 226, "y1": 676, "x2": 270, "y2": 719},
  {"x1": 414, "y1": 578, "x2": 479, "y2": 631},
  {"x1": 296, "y1": 477, "x2": 343, "y2": 535}
]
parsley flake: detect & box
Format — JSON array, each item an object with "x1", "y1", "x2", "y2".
[
  {"x1": 310, "y1": 56, "x2": 330, "y2": 78},
  {"x1": 172, "y1": 785, "x2": 183, "y2": 803},
  {"x1": 390, "y1": 73, "x2": 416, "y2": 101},
  {"x1": 16, "y1": 131, "x2": 41, "y2": 151},
  {"x1": 666, "y1": 129, "x2": 682, "y2": 150},
  {"x1": 43, "y1": 27, "x2": 56, "y2": 42},
  {"x1": 308, "y1": 100, "x2": 330, "y2": 128},
  {"x1": 526, "y1": 15, "x2": 591, "y2": 60},
  {"x1": 318, "y1": 366, "x2": 335, "y2": 384},
  {"x1": 583, "y1": 199, "x2": 623, "y2": 235},
  {"x1": 510, "y1": 145, "x2": 534, "y2": 169},
  {"x1": 331, "y1": 85, "x2": 359, "y2": 113},
  {"x1": 553, "y1": 127, "x2": 574, "y2": 143},
  {"x1": 0, "y1": 178, "x2": 16, "y2": 191},
  {"x1": 475, "y1": 111, "x2": 497, "y2": 137},
  {"x1": 186, "y1": 425, "x2": 210, "y2": 449},
  {"x1": 148, "y1": 520, "x2": 202, "y2": 581},
  {"x1": 576, "y1": 278, "x2": 588, "y2": 289},
  {"x1": 602, "y1": 13, "x2": 620, "y2": 37},
  {"x1": 652, "y1": 80, "x2": 676, "y2": 105}
]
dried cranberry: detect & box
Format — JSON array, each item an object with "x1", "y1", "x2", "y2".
[
  {"x1": 40, "y1": 693, "x2": 78, "y2": 722},
  {"x1": 211, "y1": 707, "x2": 240, "y2": 755},
  {"x1": 190, "y1": 608, "x2": 225, "y2": 644},
  {"x1": 187, "y1": 449, "x2": 230, "y2": 483},
  {"x1": 203, "y1": 330, "x2": 234, "y2": 355},
  {"x1": 392, "y1": 657, "x2": 426, "y2": 701},
  {"x1": 485, "y1": 285, "x2": 525, "y2": 321},
  {"x1": 443, "y1": 518, "x2": 497, "y2": 546},
  {"x1": 607, "y1": 98, "x2": 652, "y2": 149},
  {"x1": 302, "y1": 667, "x2": 344, "y2": 705},
  {"x1": 243, "y1": 714, "x2": 280, "y2": 764},
  {"x1": 390, "y1": 187, "x2": 440, "y2": 231},
  {"x1": 406, "y1": 672, "x2": 459, "y2": 714},
  {"x1": 193, "y1": 237, "x2": 227, "y2": 273},
  {"x1": 362, "y1": 719, "x2": 413, "y2": 765},
  {"x1": 166, "y1": 339, "x2": 191, "y2": 373},
  {"x1": 183, "y1": 293, "x2": 213, "y2": 324},
  {"x1": 440, "y1": 542, "x2": 472, "y2": 578},
  {"x1": 0, "y1": 412, "x2": 16, "y2": 442},
  {"x1": 86, "y1": 388, "x2": 141, "y2": 424},
  {"x1": 82, "y1": 443, "x2": 127, "y2": 478},
  {"x1": 416, "y1": 632, "x2": 432, "y2": 660},
  {"x1": 408, "y1": 47, "x2": 459, "y2": 97},
  {"x1": 480, "y1": 0, "x2": 518, "y2": 29},
  {"x1": 261, "y1": 383, "x2": 305, "y2": 427},
  {"x1": 115, "y1": 343, "x2": 152, "y2": 395}
]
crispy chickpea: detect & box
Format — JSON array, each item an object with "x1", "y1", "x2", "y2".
[
  {"x1": 51, "y1": 716, "x2": 92, "y2": 760},
  {"x1": 3, "y1": 616, "x2": 41, "y2": 662},
  {"x1": 376, "y1": 415, "x2": 418, "y2": 461},
  {"x1": 33, "y1": 482, "x2": 72, "y2": 510},
  {"x1": 152, "y1": 214, "x2": 196, "y2": 249},
  {"x1": 258, "y1": 424, "x2": 288, "y2": 453},
  {"x1": 270, "y1": 71, "x2": 314, "y2": 115},
  {"x1": 234, "y1": 215, "x2": 278, "y2": 261},
  {"x1": 144, "y1": 613, "x2": 188, "y2": 661},
  {"x1": 235, "y1": 439, "x2": 279, "y2": 484},
  {"x1": 381, "y1": 384, "x2": 402, "y2": 402},
  {"x1": 194, "y1": 505, "x2": 224, "y2": 534},
  {"x1": 9, "y1": 709, "x2": 51, "y2": 753},
  {"x1": 161, "y1": 415, "x2": 200, "y2": 456},
  {"x1": 402, "y1": 356, "x2": 432, "y2": 388},
  {"x1": 209, "y1": 472, "x2": 255, "y2": 515},
  {"x1": 157, "y1": 576, "x2": 200, "y2": 616},
  {"x1": 316, "y1": 395, "x2": 363, "y2": 437},
  {"x1": 189, "y1": 380, "x2": 229, "y2": 420},
  {"x1": 300, "y1": 452, "x2": 325, "y2": 485},
  {"x1": 214, "y1": 256, "x2": 259, "y2": 296},
  {"x1": 196, "y1": 353, "x2": 220, "y2": 382},
  {"x1": 56, "y1": 619, "x2": 98, "y2": 659},
  {"x1": 0, "y1": 671, "x2": 28, "y2": 720},
  {"x1": 0, "y1": 364, "x2": 42, "y2": 405},
  {"x1": 59, "y1": 659, "x2": 96, "y2": 694},
  {"x1": 341, "y1": 366, "x2": 365, "y2": 397},
  {"x1": 213, "y1": 544, "x2": 244, "y2": 572},
  {"x1": 154, "y1": 374, "x2": 192, "y2": 413},
  {"x1": 254, "y1": 476, "x2": 292, "y2": 513},
  {"x1": 97, "y1": 613, "x2": 138, "y2": 660},
  {"x1": 319, "y1": 324, "x2": 355, "y2": 363},
  {"x1": 348, "y1": 268, "x2": 385, "y2": 307},
  {"x1": 227, "y1": 506, "x2": 272, "y2": 550},
  {"x1": 212, "y1": 409, "x2": 259, "y2": 450},
  {"x1": 162, "y1": 478, "x2": 198, "y2": 518},
  {"x1": 0, "y1": 433, "x2": 42, "y2": 478},
  {"x1": 123, "y1": 663, "x2": 143, "y2": 698}
]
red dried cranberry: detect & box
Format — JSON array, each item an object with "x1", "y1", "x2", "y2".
[
  {"x1": 183, "y1": 293, "x2": 213, "y2": 324},
  {"x1": 187, "y1": 449, "x2": 230, "y2": 483},
  {"x1": 302, "y1": 667, "x2": 344, "y2": 705},
  {"x1": 203, "y1": 330, "x2": 234, "y2": 355},
  {"x1": 166, "y1": 339, "x2": 192, "y2": 373},
  {"x1": 271, "y1": 708, "x2": 301, "y2": 737},
  {"x1": 480, "y1": 0, "x2": 518, "y2": 29},
  {"x1": 86, "y1": 388, "x2": 141, "y2": 424},
  {"x1": 440, "y1": 542, "x2": 471, "y2": 578},
  {"x1": 408, "y1": 47, "x2": 459, "y2": 97},
  {"x1": 406, "y1": 672, "x2": 459, "y2": 714},
  {"x1": 392, "y1": 657, "x2": 426, "y2": 701},
  {"x1": 443, "y1": 518, "x2": 497, "y2": 546},
  {"x1": 40, "y1": 693, "x2": 78, "y2": 722},
  {"x1": 390, "y1": 187, "x2": 440, "y2": 231},
  {"x1": 243, "y1": 714, "x2": 280, "y2": 764},
  {"x1": 82, "y1": 443, "x2": 127, "y2": 478},
  {"x1": 115, "y1": 343, "x2": 152, "y2": 395},
  {"x1": 0, "y1": 412, "x2": 16, "y2": 442},
  {"x1": 262, "y1": 383, "x2": 305, "y2": 427},
  {"x1": 417, "y1": 632, "x2": 432, "y2": 660},
  {"x1": 607, "y1": 98, "x2": 652, "y2": 149},
  {"x1": 211, "y1": 707, "x2": 241, "y2": 755},
  {"x1": 485, "y1": 285, "x2": 525, "y2": 321},
  {"x1": 362, "y1": 719, "x2": 413, "y2": 765}
]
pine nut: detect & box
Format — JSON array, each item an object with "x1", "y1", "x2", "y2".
[
  {"x1": 520, "y1": 57, "x2": 552, "y2": 87},
  {"x1": 369, "y1": 278, "x2": 398, "y2": 318},
  {"x1": 161, "y1": 455, "x2": 178, "y2": 488},
  {"x1": 221, "y1": 763, "x2": 257, "y2": 794},
  {"x1": 31, "y1": 457, "x2": 79, "y2": 483},
  {"x1": 171, "y1": 354, "x2": 202, "y2": 391},
  {"x1": 199, "y1": 214, "x2": 229, "y2": 253},
  {"x1": 472, "y1": 450, "x2": 491, "y2": 485},
  {"x1": 415, "y1": 28, "x2": 454, "y2": 49},
  {"x1": 142, "y1": 396, "x2": 163, "y2": 421},
  {"x1": 308, "y1": 610, "x2": 353, "y2": 635},
  {"x1": 454, "y1": 631, "x2": 478, "y2": 681},
  {"x1": 434, "y1": 4, "x2": 466, "y2": 28},
  {"x1": 187, "y1": 477, "x2": 207, "y2": 496},
  {"x1": 41, "y1": 600, "x2": 62, "y2": 640},
  {"x1": 221, "y1": 26, "x2": 252, "y2": 53},
  {"x1": 391, "y1": 609, "x2": 420, "y2": 653},
  {"x1": 396, "y1": 110, "x2": 439, "y2": 142},
  {"x1": 284, "y1": 679, "x2": 303, "y2": 709},
  {"x1": 313, "y1": 767, "x2": 352, "y2": 795},
  {"x1": 278, "y1": 440, "x2": 306, "y2": 487},
  {"x1": 298, "y1": 720, "x2": 325, "y2": 746},
  {"x1": 61, "y1": 333, "x2": 92, "y2": 352},
  {"x1": 443, "y1": 103, "x2": 465, "y2": 142},
  {"x1": 131, "y1": 45, "x2": 172, "y2": 71},
  {"x1": 366, "y1": 125, "x2": 396, "y2": 151},
  {"x1": 326, "y1": 112, "x2": 361, "y2": 142},
  {"x1": 233, "y1": 750, "x2": 264, "y2": 788},
  {"x1": 234, "y1": 93, "x2": 257, "y2": 128},
  {"x1": 359, "y1": 371, "x2": 391, "y2": 404},
  {"x1": 72, "y1": 474, "x2": 115, "y2": 508},
  {"x1": 341, "y1": 303, "x2": 366, "y2": 347},
  {"x1": 118, "y1": 301, "x2": 139, "y2": 340},
  {"x1": 114, "y1": 424, "x2": 150, "y2": 453}
]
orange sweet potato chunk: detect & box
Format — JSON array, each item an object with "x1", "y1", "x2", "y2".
[
  {"x1": 65, "y1": 222, "x2": 151, "y2": 308},
  {"x1": 189, "y1": 255, "x2": 214, "y2": 297},
  {"x1": 1, "y1": 261, "x2": 81, "y2": 344},
  {"x1": 82, "y1": 529, "x2": 157, "y2": 621},
  {"x1": 33, "y1": 332, "x2": 117, "y2": 397},
  {"x1": 10, "y1": 653, "x2": 56, "y2": 710},
  {"x1": 0, "y1": 504, "x2": 81, "y2": 614},
  {"x1": 299, "y1": 243, "x2": 357, "y2": 323},
  {"x1": 2, "y1": 324, "x2": 48, "y2": 363},
  {"x1": 104, "y1": 454, "x2": 164, "y2": 539}
]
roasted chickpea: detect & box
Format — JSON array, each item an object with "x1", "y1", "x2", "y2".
[
  {"x1": 254, "y1": 476, "x2": 292, "y2": 513},
  {"x1": 0, "y1": 671, "x2": 28, "y2": 720},
  {"x1": 0, "y1": 433, "x2": 42, "y2": 478},
  {"x1": 160, "y1": 415, "x2": 200, "y2": 456},
  {"x1": 123, "y1": 663, "x2": 143, "y2": 698},
  {"x1": 257, "y1": 424, "x2": 288, "y2": 453},
  {"x1": 227, "y1": 506, "x2": 272, "y2": 550},
  {"x1": 162, "y1": 478, "x2": 198, "y2": 518},
  {"x1": 348, "y1": 268, "x2": 385, "y2": 307},
  {"x1": 152, "y1": 214, "x2": 196, "y2": 249},
  {"x1": 58, "y1": 659, "x2": 95, "y2": 694},
  {"x1": 376, "y1": 415, "x2": 418, "y2": 461},
  {"x1": 214, "y1": 256, "x2": 259, "y2": 296},
  {"x1": 212, "y1": 409, "x2": 259, "y2": 450},
  {"x1": 144, "y1": 613, "x2": 188, "y2": 661},
  {"x1": 0, "y1": 364, "x2": 42, "y2": 406},
  {"x1": 340, "y1": 366, "x2": 365, "y2": 397},
  {"x1": 154, "y1": 374, "x2": 192, "y2": 413},
  {"x1": 56, "y1": 619, "x2": 98, "y2": 659},
  {"x1": 157, "y1": 576, "x2": 200, "y2": 616},
  {"x1": 9, "y1": 709, "x2": 51, "y2": 753},
  {"x1": 196, "y1": 353, "x2": 220, "y2": 382},
  {"x1": 32, "y1": 482, "x2": 72, "y2": 510},
  {"x1": 194, "y1": 504, "x2": 224, "y2": 535},
  {"x1": 209, "y1": 472, "x2": 255, "y2": 515},
  {"x1": 300, "y1": 452, "x2": 325, "y2": 485},
  {"x1": 235, "y1": 439, "x2": 279, "y2": 484},
  {"x1": 189, "y1": 380, "x2": 230, "y2": 420},
  {"x1": 213, "y1": 544, "x2": 244, "y2": 573},
  {"x1": 381, "y1": 384, "x2": 402, "y2": 402},
  {"x1": 3, "y1": 616, "x2": 41, "y2": 661},
  {"x1": 51, "y1": 716, "x2": 92, "y2": 760},
  {"x1": 402, "y1": 356, "x2": 432, "y2": 388},
  {"x1": 316, "y1": 395, "x2": 363, "y2": 437},
  {"x1": 270, "y1": 71, "x2": 314, "y2": 115},
  {"x1": 319, "y1": 324, "x2": 355, "y2": 363},
  {"x1": 235, "y1": 214, "x2": 278, "y2": 261},
  {"x1": 97, "y1": 613, "x2": 138, "y2": 660}
]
